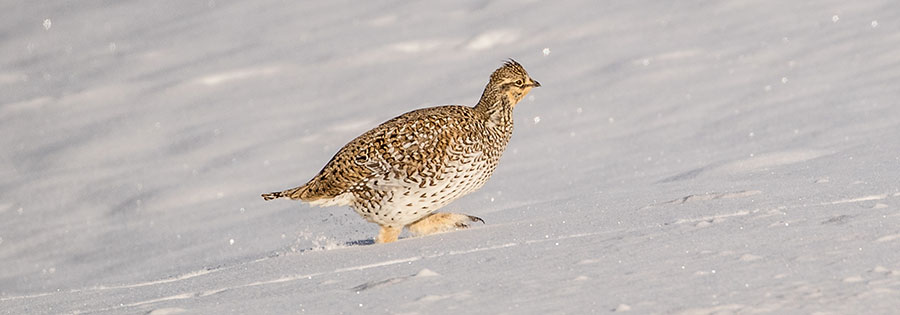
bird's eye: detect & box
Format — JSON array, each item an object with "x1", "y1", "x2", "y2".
[{"x1": 514, "y1": 79, "x2": 523, "y2": 86}]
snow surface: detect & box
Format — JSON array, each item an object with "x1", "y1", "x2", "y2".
[{"x1": 2, "y1": 0, "x2": 900, "y2": 314}]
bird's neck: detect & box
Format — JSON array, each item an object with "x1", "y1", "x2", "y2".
[{"x1": 475, "y1": 89, "x2": 515, "y2": 130}]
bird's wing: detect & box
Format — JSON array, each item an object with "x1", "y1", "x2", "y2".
[{"x1": 300, "y1": 106, "x2": 478, "y2": 199}]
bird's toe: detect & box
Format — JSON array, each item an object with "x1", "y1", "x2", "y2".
[{"x1": 466, "y1": 215, "x2": 485, "y2": 224}]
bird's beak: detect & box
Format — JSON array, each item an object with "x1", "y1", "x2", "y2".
[{"x1": 530, "y1": 80, "x2": 541, "y2": 88}]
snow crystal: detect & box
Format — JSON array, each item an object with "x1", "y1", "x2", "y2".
[
  {"x1": 542, "y1": 47, "x2": 551, "y2": 56},
  {"x1": 229, "y1": 239, "x2": 235, "y2": 245},
  {"x1": 871, "y1": 20, "x2": 878, "y2": 28},
  {"x1": 832, "y1": 15, "x2": 840, "y2": 23},
  {"x1": 43, "y1": 19, "x2": 52, "y2": 30},
  {"x1": 781, "y1": 77, "x2": 788, "y2": 83},
  {"x1": 533, "y1": 116, "x2": 541, "y2": 124}
]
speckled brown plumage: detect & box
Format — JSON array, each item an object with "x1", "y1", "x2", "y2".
[{"x1": 262, "y1": 59, "x2": 540, "y2": 243}]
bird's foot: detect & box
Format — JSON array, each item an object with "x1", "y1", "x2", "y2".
[
  {"x1": 407, "y1": 213, "x2": 484, "y2": 237},
  {"x1": 375, "y1": 225, "x2": 402, "y2": 244}
]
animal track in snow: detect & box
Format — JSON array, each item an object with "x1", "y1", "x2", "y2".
[
  {"x1": 821, "y1": 214, "x2": 854, "y2": 225},
  {"x1": 9, "y1": 191, "x2": 896, "y2": 313},
  {"x1": 13, "y1": 229, "x2": 614, "y2": 314},
  {"x1": 649, "y1": 190, "x2": 898, "y2": 231},
  {"x1": 662, "y1": 190, "x2": 762, "y2": 205},
  {"x1": 641, "y1": 190, "x2": 761, "y2": 210},
  {"x1": 351, "y1": 268, "x2": 439, "y2": 292},
  {"x1": 659, "y1": 150, "x2": 832, "y2": 183}
]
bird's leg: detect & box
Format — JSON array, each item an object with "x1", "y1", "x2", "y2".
[
  {"x1": 375, "y1": 225, "x2": 402, "y2": 243},
  {"x1": 407, "y1": 213, "x2": 484, "y2": 237}
]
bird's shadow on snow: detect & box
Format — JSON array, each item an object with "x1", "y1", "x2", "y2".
[
  {"x1": 288, "y1": 239, "x2": 374, "y2": 254},
  {"x1": 345, "y1": 239, "x2": 375, "y2": 246}
]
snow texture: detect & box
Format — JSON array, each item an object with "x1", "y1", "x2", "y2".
[{"x1": 2, "y1": 0, "x2": 900, "y2": 314}]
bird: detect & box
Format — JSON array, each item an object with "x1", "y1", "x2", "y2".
[{"x1": 262, "y1": 59, "x2": 540, "y2": 243}]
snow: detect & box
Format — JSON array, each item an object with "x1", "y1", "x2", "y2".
[{"x1": 2, "y1": 0, "x2": 900, "y2": 314}]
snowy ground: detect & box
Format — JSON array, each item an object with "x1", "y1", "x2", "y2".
[{"x1": 3, "y1": 0, "x2": 900, "y2": 314}]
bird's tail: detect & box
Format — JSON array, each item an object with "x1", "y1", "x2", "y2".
[{"x1": 261, "y1": 185, "x2": 306, "y2": 201}]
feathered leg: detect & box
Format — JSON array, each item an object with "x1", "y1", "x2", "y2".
[{"x1": 407, "y1": 213, "x2": 484, "y2": 237}]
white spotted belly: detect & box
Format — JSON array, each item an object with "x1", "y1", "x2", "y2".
[{"x1": 351, "y1": 161, "x2": 494, "y2": 227}]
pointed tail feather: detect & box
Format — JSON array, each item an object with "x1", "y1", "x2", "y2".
[
  {"x1": 261, "y1": 191, "x2": 284, "y2": 200},
  {"x1": 261, "y1": 186, "x2": 306, "y2": 201}
]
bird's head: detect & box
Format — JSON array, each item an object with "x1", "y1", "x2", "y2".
[{"x1": 486, "y1": 59, "x2": 540, "y2": 107}]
